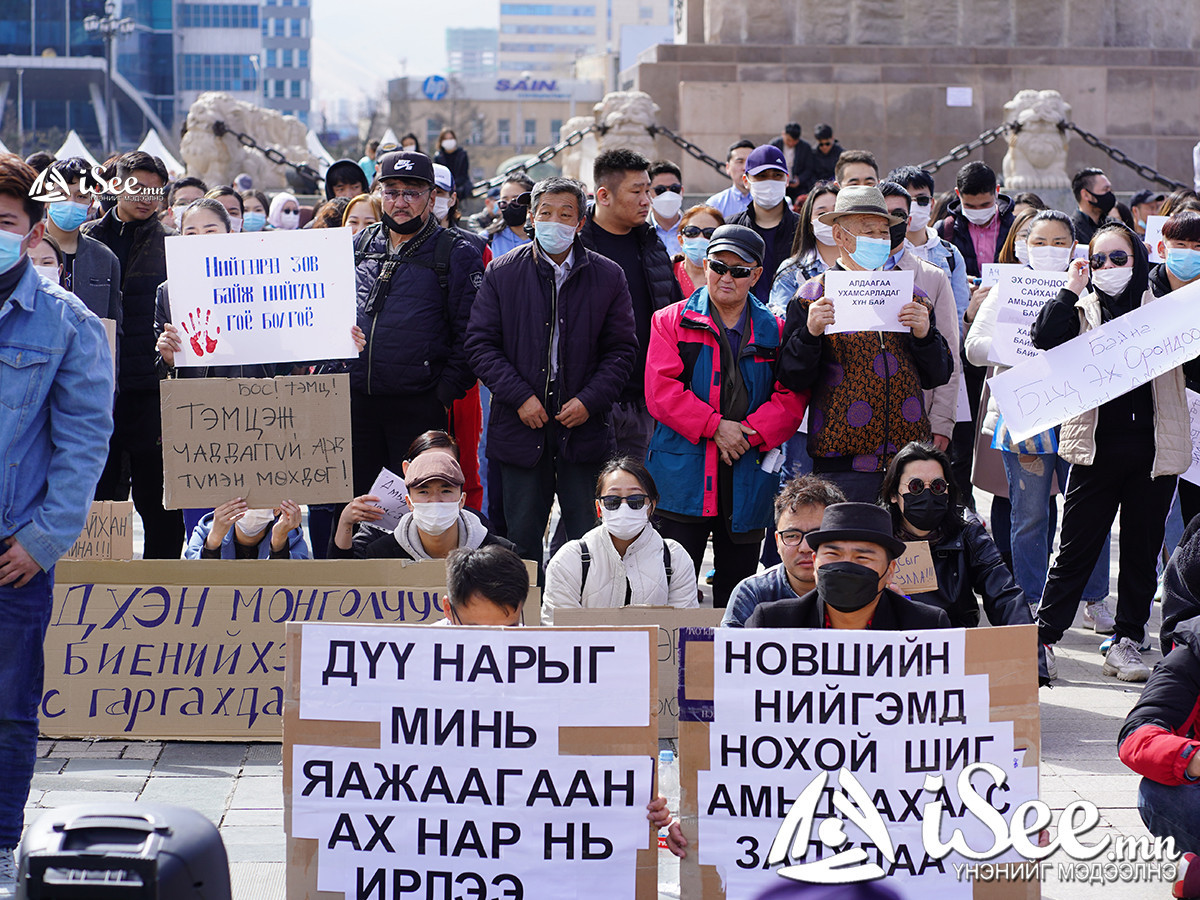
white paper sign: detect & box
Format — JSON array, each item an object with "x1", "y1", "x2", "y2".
[
  {"x1": 980, "y1": 262, "x2": 1024, "y2": 288},
  {"x1": 1182, "y1": 389, "x2": 1200, "y2": 486},
  {"x1": 987, "y1": 270, "x2": 1067, "y2": 368},
  {"x1": 366, "y1": 466, "x2": 409, "y2": 530},
  {"x1": 824, "y1": 269, "x2": 915, "y2": 334},
  {"x1": 945, "y1": 86, "x2": 973, "y2": 107},
  {"x1": 165, "y1": 227, "x2": 357, "y2": 367},
  {"x1": 1145, "y1": 215, "x2": 1169, "y2": 263},
  {"x1": 990, "y1": 278, "x2": 1200, "y2": 442}
]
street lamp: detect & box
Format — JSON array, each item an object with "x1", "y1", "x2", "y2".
[{"x1": 84, "y1": 1, "x2": 136, "y2": 155}]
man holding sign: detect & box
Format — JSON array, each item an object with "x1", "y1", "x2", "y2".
[{"x1": 779, "y1": 186, "x2": 953, "y2": 502}]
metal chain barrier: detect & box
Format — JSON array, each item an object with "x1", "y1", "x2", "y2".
[
  {"x1": 647, "y1": 124, "x2": 729, "y2": 176},
  {"x1": 467, "y1": 124, "x2": 600, "y2": 197},
  {"x1": 916, "y1": 124, "x2": 1010, "y2": 174},
  {"x1": 211, "y1": 120, "x2": 324, "y2": 184},
  {"x1": 1061, "y1": 122, "x2": 1189, "y2": 191}
]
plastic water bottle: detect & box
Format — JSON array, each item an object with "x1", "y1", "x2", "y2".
[{"x1": 657, "y1": 750, "x2": 679, "y2": 850}]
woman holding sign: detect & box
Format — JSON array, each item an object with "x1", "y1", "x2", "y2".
[{"x1": 1033, "y1": 220, "x2": 1200, "y2": 683}]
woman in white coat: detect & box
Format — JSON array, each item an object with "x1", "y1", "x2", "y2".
[{"x1": 542, "y1": 457, "x2": 699, "y2": 624}]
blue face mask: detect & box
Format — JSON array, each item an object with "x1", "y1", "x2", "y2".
[
  {"x1": 48, "y1": 200, "x2": 91, "y2": 232},
  {"x1": 0, "y1": 227, "x2": 32, "y2": 275},
  {"x1": 681, "y1": 237, "x2": 709, "y2": 265},
  {"x1": 242, "y1": 211, "x2": 267, "y2": 232},
  {"x1": 1166, "y1": 247, "x2": 1200, "y2": 283},
  {"x1": 849, "y1": 234, "x2": 891, "y2": 271},
  {"x1": 535, "y1": 220, "x2": 577, "y2": 256}
]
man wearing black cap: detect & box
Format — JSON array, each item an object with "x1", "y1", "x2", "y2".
[
  {"x1": 349, "y1": 150, "x2": 484, "y2": 494},
  {"x1": 1130, "y1": 190, "x2": 1165, "y2": 239},
  {"x1": 771, "y1": 123, "x2": 815, "y2": 201},
  {"x1": 745, "y1": 502, "x2": 951, "y2": 630}
]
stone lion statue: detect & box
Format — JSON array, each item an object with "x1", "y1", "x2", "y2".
[
  {"x1": 593, "y1": 91, "x2": 659, "y2": 162},
  {"x1": 180, "y1": 92, "x2": 319, "y2": 191},
  {"x1": 1002, "y1": 89, "x2": 1072, "y2": 190},
  {"x1": 558, "y1": 115, "x2": 600, "y2": 189}
]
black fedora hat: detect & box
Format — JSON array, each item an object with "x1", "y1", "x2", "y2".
[{"x1": 805, "y1": 502, "x2": 907, "y2": 559}]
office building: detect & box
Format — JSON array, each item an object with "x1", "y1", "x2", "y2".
[
  {"x1": 447, "y1": 28, "x2": 499, "y2": 80},
  {"x1": 260, "y1": 0, "x2": 313, "y2": 124}
]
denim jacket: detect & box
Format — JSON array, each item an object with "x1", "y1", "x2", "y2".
[{"x1": 0, "y1": 261, "x2": 114, "y2": 571}]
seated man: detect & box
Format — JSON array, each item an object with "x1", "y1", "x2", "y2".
[
  {"x1": 438, "y1": 545, "x2": 529, "y2": 626},
  {"x1": 722, "y1": 475, "x2": 846, "y2": 627},
  {"x1": 745, "y1": 502, "x2": 950, "y2": 630}
]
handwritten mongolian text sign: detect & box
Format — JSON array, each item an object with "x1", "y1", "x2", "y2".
[
  {"x1": 824, "y1": 269, "x2": 914, "y2": 334},
  {"x1": 987, "y1": 270, "x2": 1066, "y2": 368},
  {"x1": 1181, "y1": 389, "x2": 1200, "y2": 487},
  {"x1": 165, "y1": 227, "x2": 357, "y2": 367},
  {"x1": 160, "y1": 374, "x2": 353, "y2": 509}
]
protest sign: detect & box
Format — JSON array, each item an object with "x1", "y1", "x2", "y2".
[
  {"x1": 980, "y1": 263, "x2": 1024, "y2": 289},
  {"x1": 42, "y1": 558, "x2": 539, "y2": 740},
  {"x1": 987, "y1": 270, "x2": 1065, "y2": 367},
  {"x1": 554, "y1": 607, "x2": 725, "y2": 739},
  {"x1": 101, "y1": 318, "x2": 117, "y2": 382},
  {"x1": 64, "y1": 501, "x2": 134, "y2": 561},
  {"x1": 824, "y1": 269, "x2": 914, "y2": 334},
  {"x1": 892, "y1": 541, "x2": 937, "y2": 594},
  {"x1": 1181, "y1": 389, "x2": 1200, "y2": 486},
  {"x1": 677, "y1": 626, "x2": 1040, "y2": 899},
  {"x1": 165, "y1": 227, "x2": 357, "y2": 367},
  {"x1": 1145, "y1": 215, "x2": 1169, "y2": 263},
  {"x1": 990, "y1": 278, "x2": 1200, "y2": 442},
  {"x1": 285, "y1": 623, "x2": 659, "y2": 899},
  {"x1": 365, "y1": 467, "x2": 408, "y2": 531},
  {"x1": 160, "y1": 374, "x2": 353, "y2": 509}
]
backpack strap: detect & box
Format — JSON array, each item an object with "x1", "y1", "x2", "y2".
[
  {"x1": 662, "y1": 541, "x2": 673, "y2": 586},
  {"x1": 355, "y1": 225, "x2": 462, "y2": 322},
  {"x1": 578, "y1": 540, "x2": 591, "y2": 595},
  {"x1": 940, "y1": 238, "x2": 958, "y2": 272}
]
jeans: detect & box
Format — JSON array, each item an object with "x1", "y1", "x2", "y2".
[
  {"x1": 1002, "y1": 450, "x2": 1109, "y2": 606},
  {"x1": 813, "y1": 469, "x2": 885, "y2": 504},
  {"x1": 0, "y1": 568, "x2": 52, "y2": 848},
  {"x1": 1138, "y1": 777, "x2": 1200, "y2": 854}
]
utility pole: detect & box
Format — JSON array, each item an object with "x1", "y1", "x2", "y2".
[{"x1": 84, "y1": 1, "x2": 136, "y2": 155}]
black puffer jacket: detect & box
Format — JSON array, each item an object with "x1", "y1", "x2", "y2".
[
  {"x1": 82, "y1": 207, "x2": 170, "y2": 392},
  {"x1": 578, "y1": 215, "x2": 681, "y2": 314},
  {"x1": 350, "y1": 220, "x2": 483, "y2": 405}
]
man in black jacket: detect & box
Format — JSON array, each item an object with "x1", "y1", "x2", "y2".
[
  {"x1": 82, "y1": 150, "x2": 183, "y2": 559},
  {"x1": 579, "y1": 148, "x2": 682, "y2": 461},
  {"x1": 746, "y1": 502, "x2": 951, "y2": 630},
  {"x1": 771, "y1": 122, "x2": 815, "y2": 200}
]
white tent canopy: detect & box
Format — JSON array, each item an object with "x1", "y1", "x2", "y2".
[
  {"x1": 137, "y1": 130, "x2": 185, "y2": 178},
  {"x1": 55, "y1": 130, "x2": 99, "y2": 168},
  {"x1": 0, "y1": 136, "x2": 8, "y2": 155},
  {"x1": 378, "y1": 127, "x2": 399, "y2": 148},
  {"x1": 306, "y1": 129, "x2": 334, "y2": 172}
]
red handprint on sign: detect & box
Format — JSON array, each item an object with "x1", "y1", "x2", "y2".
[{"x1": 180, "y1": 308, "x2": 221, "y2": 357}]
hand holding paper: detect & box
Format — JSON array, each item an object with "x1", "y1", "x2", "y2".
[{"x1": 897, "y1": 299, "x2": 931, "y2": 338}]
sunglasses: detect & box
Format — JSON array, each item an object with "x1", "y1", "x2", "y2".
[
  {"x1": 777, "y1": 529, "x2": 811, "y2": 548},
  {"x1": 1089, "y1": 250, "x2": 1130, "y2": 268},
  {"x1": 653, "y1": 184, "x2": 683, "y2": 195},
  {"x1": 497, "y1": 199, "x2": 526, "y2": 210},
  {"x1": 817, "y1": 141, "x2": 833, "y2": 148},
  {"x1": 905, "y1": 478, "x2": 948, "y2": 496},
  {"x1": 911, "y1": 195, "x2": 933, "y2": 207},
  {"x1": 598, "y1": 494, "x2": 649, "y2": 511},
  {"x1": 707, "y1": 259, "x2": 756, "y2": 279},
  {"x1": 681, "y1": 225, "x2": 717, "y2": 238}
]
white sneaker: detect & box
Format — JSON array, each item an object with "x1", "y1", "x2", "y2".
[
  {"x1": 1082, "y1": 599, "x2": 1116, "y2": 634},
  {"x1": 0, "y1": 847, "x2": 16, "y2": 899},
  {"x1": 1042, "y1": 644, "x2": 1057, "y2": 682},
  {"x1": 1102, "y1": 637, "x2": 1151, "y2": 682}
]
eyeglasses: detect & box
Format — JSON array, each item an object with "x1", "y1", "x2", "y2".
[
  {"x1": 905, "y1": 478, "x2": 948, "y2": 496},
  {"x1": 777, "y1": 529, "x2": 811, "y2": 547},
  {"x1": 817, "y1": 141, "x2": 833, "y2": 149},
  {"x1": 497, "y1": 199, "x2": 526, "y2": 210},
  {"x1": 380, "y1": 188, "x2": 430, "y2": 203},
  {"x1": 653, "y1": 184, "x2": 682, "y2": 196},
  {"x1": 1089, "y1": 250, "x2": 1131, "y2": 268},
  {"x1": 911, "y1": 195, "x2": 933, "y2": 207},
  {"x1": 707, "y1": 259, "x2": 755, "y2": 279},
  {"x1": 680, "y1": 225, "x2": 717, "y2": 238},
  {"x1": 598, "y1": 494, "x2": 649, "y2": 510}
]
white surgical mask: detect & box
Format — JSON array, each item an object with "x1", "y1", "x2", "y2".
[
  {"x1": 1027, "y1": 245, "x2": 1073, "y2": 272},
  {"x1": 441, "y1": 139, "x2": 457, "y2": 153},
  {"x1": 172, "y1": 204, "x2": 189, "y2": 229},
  {"x1": 651, "y1": 190, "x2": 683, "y2": 220},
  {"x1": 1091, "y1": 266, "x2": 1133, "y2": 296},
  {"x1": 749, "y1": 179, "x2": 787, "y2": 210},
  {"x1": 409, "y1": 500, "x2": 460, "y2": 535},
  {"x1": 907, "y1": 203, "x2": 932, "y2": 232},
  {"x1": 601, "y1": 504, "x2": 650, "y2": 541},
  {"x1": 811, "y1": 218, "x2": 836, "y2": 246},
  {"x1": 962, "y1": 204, "x2": 997, "y2": 226},
  {"x1": 34, "y1": 264, "x2": 60, "y2": 284},
  {"x1": 1014, "y1": 239, "x2": 1029, "y2": 265},
  {"x1": 237, "y1": 508, "x2": 276, "y2": 539},
  {"x1": 279, "y1": 210, "x2": 300, "y2": 230},
  {"x1": 535, "y1": 220, "x2": 577, "y2": 255},
  {"x1": 227, "y1": 216, "x2": 243, "y2": 233},
  {"x1": 433, "y1": 197, "x2": 451, "y2": 221}
]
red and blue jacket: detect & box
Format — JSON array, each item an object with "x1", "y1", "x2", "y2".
[{"x1": 645, "y1": 288, "x2": 807, "y2": 534}]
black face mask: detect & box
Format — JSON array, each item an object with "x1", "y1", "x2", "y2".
[
  {"x1": 889, "y1": 220, "x2": 908, "y2": 252},
  {"x1": 383, "y1": 209, "x2": 425, "y2": 235},
  {"x1": 501, "y1": 203, "x2": 528, "y2": 228},
  {"x1": 817, "y1": 561, "x2": 885, "y2": 613},
  {"x1": 901, "y1": 491, "x2": 950, "y2": 531},
  {"x1": 1089, "y1": 190, "x2": 1117, "y2": 215}
]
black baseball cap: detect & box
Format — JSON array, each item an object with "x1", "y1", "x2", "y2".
[
  {"x1": 1130, "y1": 190, "x2": 1165, "y2": 208},
  {"x1": 707, "y1": 224, "x2": 766, "y2": 267},
  {"x1": 376, "y1": 150, "x2": 435, "y2": 184}
]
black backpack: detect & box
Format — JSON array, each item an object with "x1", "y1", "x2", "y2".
[{"x1": 353, "y1": 222, "x2": 463, "y2": 320}]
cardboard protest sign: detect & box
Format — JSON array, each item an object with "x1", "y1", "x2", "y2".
[
  {"x1": 1181, "y1": 389, "x2": 1200, "y2": 486},
  {"x1": 64, "y1": 502, "x2": 134, "y2": 561},
  {"x1": 677, "y1": 626, "x2": 1040, "y2": 899},
  {"x1": 991, "y1": 277, "x2": 1200, "y2": 442},
  {"x1": 165, "y1": 227, "x2": 357, "y2": 367},
  {"x1": 980, "y1": 263, "x2": 1024, "y2": 289},
  {"x1": 365, "y1": 467, "x2": 408, "y2": 531},
  {"x1": 824, "y1": 269, "x2": 914, "y2": 334},
  {"x1": 285, "y1": 624, "x2": 659, "y2": 899},
  {"x1": 101, "y1": 318, "x2": 117, "y2": 382},
  {"x1": 1145, "y1": 215, "x2": 1169, "y2": 263},
  {"x1": 554, "y1": 607, "x2": 725, "y2": 739},
  {"x1": 892, "y1": 540, "x2": 937, "y2": 594},
  {"x1": 42, "y1": 558, "x2": 539, "y2": 740},
  {"x1": 987, "y1": 270, "x2": 1065, "y2": 367},
  {"x1": 160, "y1": 374, "x2": 353, "y2": 509}
]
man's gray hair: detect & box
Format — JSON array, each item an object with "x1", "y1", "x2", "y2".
[{"x1": 530, "y1": 176, "x2": 587, "y2": 222}]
